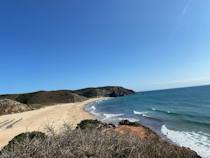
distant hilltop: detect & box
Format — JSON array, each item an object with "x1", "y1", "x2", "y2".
[{"x1": 0, "y1": 86, "x2": 135, "y2": 107}]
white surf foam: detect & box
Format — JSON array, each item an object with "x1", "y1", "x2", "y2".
[
  {"x1": 151, "y1": 108, "x2": 156, "y2": 111},
  {"x1": 103, "y1": 113, "x2": 123, "y2": 120},
  {"x1": 161, "y1": 124, "x2": 210, "y2": 158},
  {"x1": 133, "y1": 110, "x2": 150, "y2": 117},
  {"x1": 151, "y1": 107, "x2": 171, "y2": 113},
  {"x1": 87, "y1": 105, "x2": 101, "y2": 117},
  {"x1": 90, "y1": 105, "x2": 96, "y2": 111},
  {"x1": 101, "y1": 113, "x2": 140, "y2": 123},
  {"x1": 95, "y1": 98, "x2": 111, "y2": 104}
]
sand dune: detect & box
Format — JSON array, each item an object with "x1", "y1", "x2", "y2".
[{"x1": 0, "y1": 98, "x2": 101, "y2": 149}]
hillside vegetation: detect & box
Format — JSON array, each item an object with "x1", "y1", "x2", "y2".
[
  {"x1": 0, "y1": 86, "x2": 134, "y2": 115},
  {"x1": 0, "y1": 86, "x2": 134, "y2": 106}
]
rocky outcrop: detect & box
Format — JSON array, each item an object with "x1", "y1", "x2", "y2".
[
  {"x1": 113, "y1": 124, "x2": 201, "y2": 157},
  {"x1": 76, "y1": 119, "x2": 201, "y2": 158},
  {"x1": 113, "y1": 120, "x2": 201, "y2": 158},
  {"x1": 74, "y1": 86, "x2": 135, "y2": 98},
  {"x1": 0, "y1": 99, "x2": 31, "y2": 115},
  {"x1": 116, "y1": 120, "x2": 159, "y2": 140}
]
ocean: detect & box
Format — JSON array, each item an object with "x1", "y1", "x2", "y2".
[{"x1": 85, "y1": 85, "x2": 210, "y2": 158}]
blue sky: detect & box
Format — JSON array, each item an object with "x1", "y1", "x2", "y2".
[{"x1": 0, "y1": 0, "x2": 210, "y2": 94}]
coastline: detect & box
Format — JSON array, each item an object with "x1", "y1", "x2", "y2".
[
  {"x1": 84, "y1": 98, "x2": 203, "y2": 158},
  {"x1": 0, "y1": 96, "x2": 201, "y2": 157},
  {"x1": 0, "y1": 98, "x2": 103, "y2": 149}
]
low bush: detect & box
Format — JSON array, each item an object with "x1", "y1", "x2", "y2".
[
  {"x1": 118, "y1": 120, "x2": 141, "y2": 127},
  {"x1": 2, "y1": 131, "x2": 46, "y2": 152},
  {"x1": 0, "y1": 121, "x2": 200, "y2": 158}
]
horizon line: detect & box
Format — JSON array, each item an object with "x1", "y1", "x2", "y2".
[{"x1": 138, "y1": 84, "x2": 210, "y2": 93}]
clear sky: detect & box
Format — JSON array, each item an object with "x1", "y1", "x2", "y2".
[{"x1": 0, "y1": 0, "x2": 210, "y2": 94}]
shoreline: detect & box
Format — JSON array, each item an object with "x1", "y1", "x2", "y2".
[
  {"x1": 0, "y1": 97, "x2": 202, "y2": 157},
  {"x1": 83, "y1": 98, "x2": 171, "y2": 142},
  {"x1": 0, "y1": 98, "x2": 103, "y2": 149},
  {"x1": 84, "y1": 99, "x2": 204, "y2": 158},
  {"x1": 83, "y1": 100, "x2": 201, "y2": 157}
]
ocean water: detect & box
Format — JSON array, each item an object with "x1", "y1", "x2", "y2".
[{"x1": 86, "y1": 85, "x2": 210, "y2": 158}]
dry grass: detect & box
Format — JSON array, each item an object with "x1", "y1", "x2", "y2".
[{"x1": 0, "y1": 122, "x2": 199, "y2": 158}]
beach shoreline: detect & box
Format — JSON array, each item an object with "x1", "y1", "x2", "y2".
[
  {"x1": 0, "y1": 96, "x2": 202, "y2": 157},
  {"x1": 0, "y1": 98, "x2": 104, "y2": 149},
  {"x1": 85, "y1": 91, "x2": 209, "y2": 158}
]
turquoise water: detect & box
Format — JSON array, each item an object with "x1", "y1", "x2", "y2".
[{"x1": 86, "y1": 85, "x2": 210, "y2": 158}]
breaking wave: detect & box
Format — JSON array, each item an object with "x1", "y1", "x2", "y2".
[
  {"x1": 161, "y1": 124, "x2": 210, "y2": 158},
  {"x1": 133, "y1": 110, "x2": 150, "y2": 118}
]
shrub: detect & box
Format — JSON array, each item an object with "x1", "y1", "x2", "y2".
[
  {"x1": 0, "y1": 123, "x2": 200, "y2": 158},
  {"x1": 118, "y1": 120, "x2": 141, "y2": 127},
  {"x1": 2, "y1": 132, "x2": 46, "y2": 152},
  {"x1": 76, "y1": 119, "x2": 115, "y2": 130}
]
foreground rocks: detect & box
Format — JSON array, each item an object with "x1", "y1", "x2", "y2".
[{"x1": 0, "y1": 99, "x2": 31, "y2": 115}]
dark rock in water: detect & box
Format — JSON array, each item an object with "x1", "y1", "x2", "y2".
[
  {"x1": 0, "y1": 99, "x2": 31, "y2": 115},
  {"x1": 74, "y1": 86, "x2": 135, "y2": 98}
]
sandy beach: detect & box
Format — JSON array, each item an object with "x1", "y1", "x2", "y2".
[{"x1": 0, "y1": 98, "x2": 102, "y2": 149}]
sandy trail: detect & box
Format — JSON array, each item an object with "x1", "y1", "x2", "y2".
[{"x1": 0, "y1": 98, "x2": 101, "y2": 149}]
